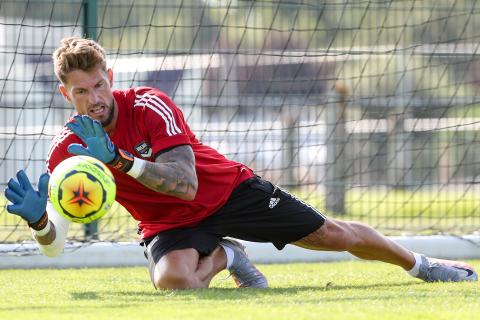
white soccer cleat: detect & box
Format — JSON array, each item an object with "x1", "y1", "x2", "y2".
[{"x1": 416, "y1": 255, "x2": 478, "y2": 282}]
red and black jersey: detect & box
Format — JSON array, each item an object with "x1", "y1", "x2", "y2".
[{"x1": 47, "y1": 87, "x2": 254, "y2": 239}]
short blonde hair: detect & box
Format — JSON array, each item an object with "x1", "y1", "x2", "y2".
[{"x1": 53, "y1": 37, "x2": 107, "y2": 84}]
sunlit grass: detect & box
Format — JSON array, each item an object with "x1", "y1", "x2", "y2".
[{"x1": 0, "y1": 260, "x2": 478, "y2": 320}]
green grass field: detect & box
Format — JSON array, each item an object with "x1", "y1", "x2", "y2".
[{"x1": 0, "y1": 260, "x2": 478, "y2": 320}]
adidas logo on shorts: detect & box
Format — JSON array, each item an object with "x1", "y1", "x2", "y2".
[{"x1": 269, "y1": 197, "x2": 280, "y2": 209}]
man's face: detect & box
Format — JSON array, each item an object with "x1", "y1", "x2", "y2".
[{"x1": 59, "y1": 67, "x2": 117, "y2": 133}]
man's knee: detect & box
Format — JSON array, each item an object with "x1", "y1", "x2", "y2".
[
  {"x1": 150, "y1": 248, "x2": 201, "y2": 290},
  {"x1": 154, "y1": 268, "x2": 194, "y2": 289}
]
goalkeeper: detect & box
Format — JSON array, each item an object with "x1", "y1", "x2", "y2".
[{"x1": 4, "y1": 37, "x2": 477, "y2": 289}]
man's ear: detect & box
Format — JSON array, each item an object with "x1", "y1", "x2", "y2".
[
  {"x1": 58, "y1": 84, "x2": 71, "y2": 102},
  {"x1": 107, "y1": 68, "x2": 113, "y2": 87}
]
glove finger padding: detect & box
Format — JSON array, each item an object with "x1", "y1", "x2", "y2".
[
  {"x1": 7, "y1": 178, "x2": 25, "y2": 197},
  {"x1": 78, "y1": 115, "x2": 96, "y2": 135},
  {"x1": 65, "y1": 121, "x2": 87, "y2": 140},
  {"x1": 4, "y1": 187, "x2": 23, "y2": 204},
  {"x1": 6, "y1": 203, "x2": 21, "y2": 214},
  {"x1": 92, "y1": 119, "x2": 106, "y2": 136},
  {"x1": 37, "y1": 173, "x2": 50, "y2": 200},
  {"x1": 16, "y1": 170, "x2": 34, "y2": 193},
  {"x1": 67, "y1": 143, "x2": 91, "y2": 157}
]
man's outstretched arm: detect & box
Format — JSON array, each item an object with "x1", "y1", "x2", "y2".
[
  {"x1": 136, "y1": 145, "x2": 197, "y2": 201},
  {"x1": 66, "y1": 115, "x2": 198, "y2": 201},
  {"x1": 4, "y1": 170, "x2": 70, "y2": 257},
  {"x1": 33, "y1": 202, "x2": 70, "y2": 257}
]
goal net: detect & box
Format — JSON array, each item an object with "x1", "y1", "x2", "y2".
[{"x1": 1, "y1": 0, "x2": 479, "y2": 253}]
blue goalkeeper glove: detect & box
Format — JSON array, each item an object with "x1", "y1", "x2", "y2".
[
  {"x1": 4, "y1": 170, "x2": 50, "y2": 230},
  {"x1": 66, "y1": 115, "x2": 134, "y2": 172},
  {"x1": 66, "y1": 115, "x2": 116, "y2": 163}
]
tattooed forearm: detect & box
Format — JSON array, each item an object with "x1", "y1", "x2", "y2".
[{"x1": 136, "y1": 145, "x2": 198, "y2": 200}]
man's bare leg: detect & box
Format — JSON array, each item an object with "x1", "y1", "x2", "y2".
[
  {"x1": 293, "y1": 218, "x2": 477, "y2": 282},
  {"x1": 293, "y1": 218, "x2": 415, "y2": 269}
]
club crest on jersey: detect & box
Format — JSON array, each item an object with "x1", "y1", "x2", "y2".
[{"x1": 134, "y1": 142, "x2": 152, "y2": 158}]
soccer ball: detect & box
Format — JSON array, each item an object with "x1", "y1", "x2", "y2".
[{"x1": 48, "y1": 156, "x2": 116, "y2": 224}]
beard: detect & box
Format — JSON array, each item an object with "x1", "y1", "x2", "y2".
[{"x1": 99, "y1": 100, "x2": 115, "y2": 128}]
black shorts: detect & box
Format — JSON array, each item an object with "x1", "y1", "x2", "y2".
[{"x1": 143, "y1": 175, "x2": 326, "y2": 266}]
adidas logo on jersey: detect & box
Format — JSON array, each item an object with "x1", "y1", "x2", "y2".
[{"x1": 269, "y1": 197, "x2": 280, "y2": 209}]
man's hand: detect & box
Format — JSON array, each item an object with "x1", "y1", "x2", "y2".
[
  {"x1": 4, "y1": 170, "x2": 49, "y2": 224},
  {"x1": 66, "y1": 115, "x2": 116, "y2": 163},
  {"x1": 66, "y1": 115, "x2": 135, "y2": 173}
]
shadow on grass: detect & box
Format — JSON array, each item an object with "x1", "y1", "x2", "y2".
[
  {"x1": 163, "y1": 280, "x2": 425, "y2": 299},
  {"x1": 66, "y1": 280, "x2": 424, "y2": 302},
  {"x1": 0, "y1": 281, "x2": 474, "y2": 313},
  {"x1": 71, "y1": 291, "x2": 100, "y2": 300},
  {"x1": 105, "y1": 282, "x2": 477, "y2": 305}
]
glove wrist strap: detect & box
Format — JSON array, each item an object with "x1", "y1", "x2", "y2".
[
  {"x1": 28, "y1": 211, "x2": 48, "y2": 231},
  {"x1": 109, "y1": 147, "x2": 134, "y2": 173}
]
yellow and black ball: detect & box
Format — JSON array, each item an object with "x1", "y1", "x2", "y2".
[{"x1": 49, "y1": 156, "x2": 116, "y2": 224}]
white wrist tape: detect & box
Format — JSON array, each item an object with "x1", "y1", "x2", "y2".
[
  {"x1": 32, "y1": 220, "x2": 51, "y2": 237},
  {"x1": 126, "y1": 157, "x2": 147, "y2": 178}
]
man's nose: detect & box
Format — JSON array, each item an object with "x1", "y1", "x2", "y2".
[{"x1": 88, "y1": 91, "x2": 99, "y2": 104}]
